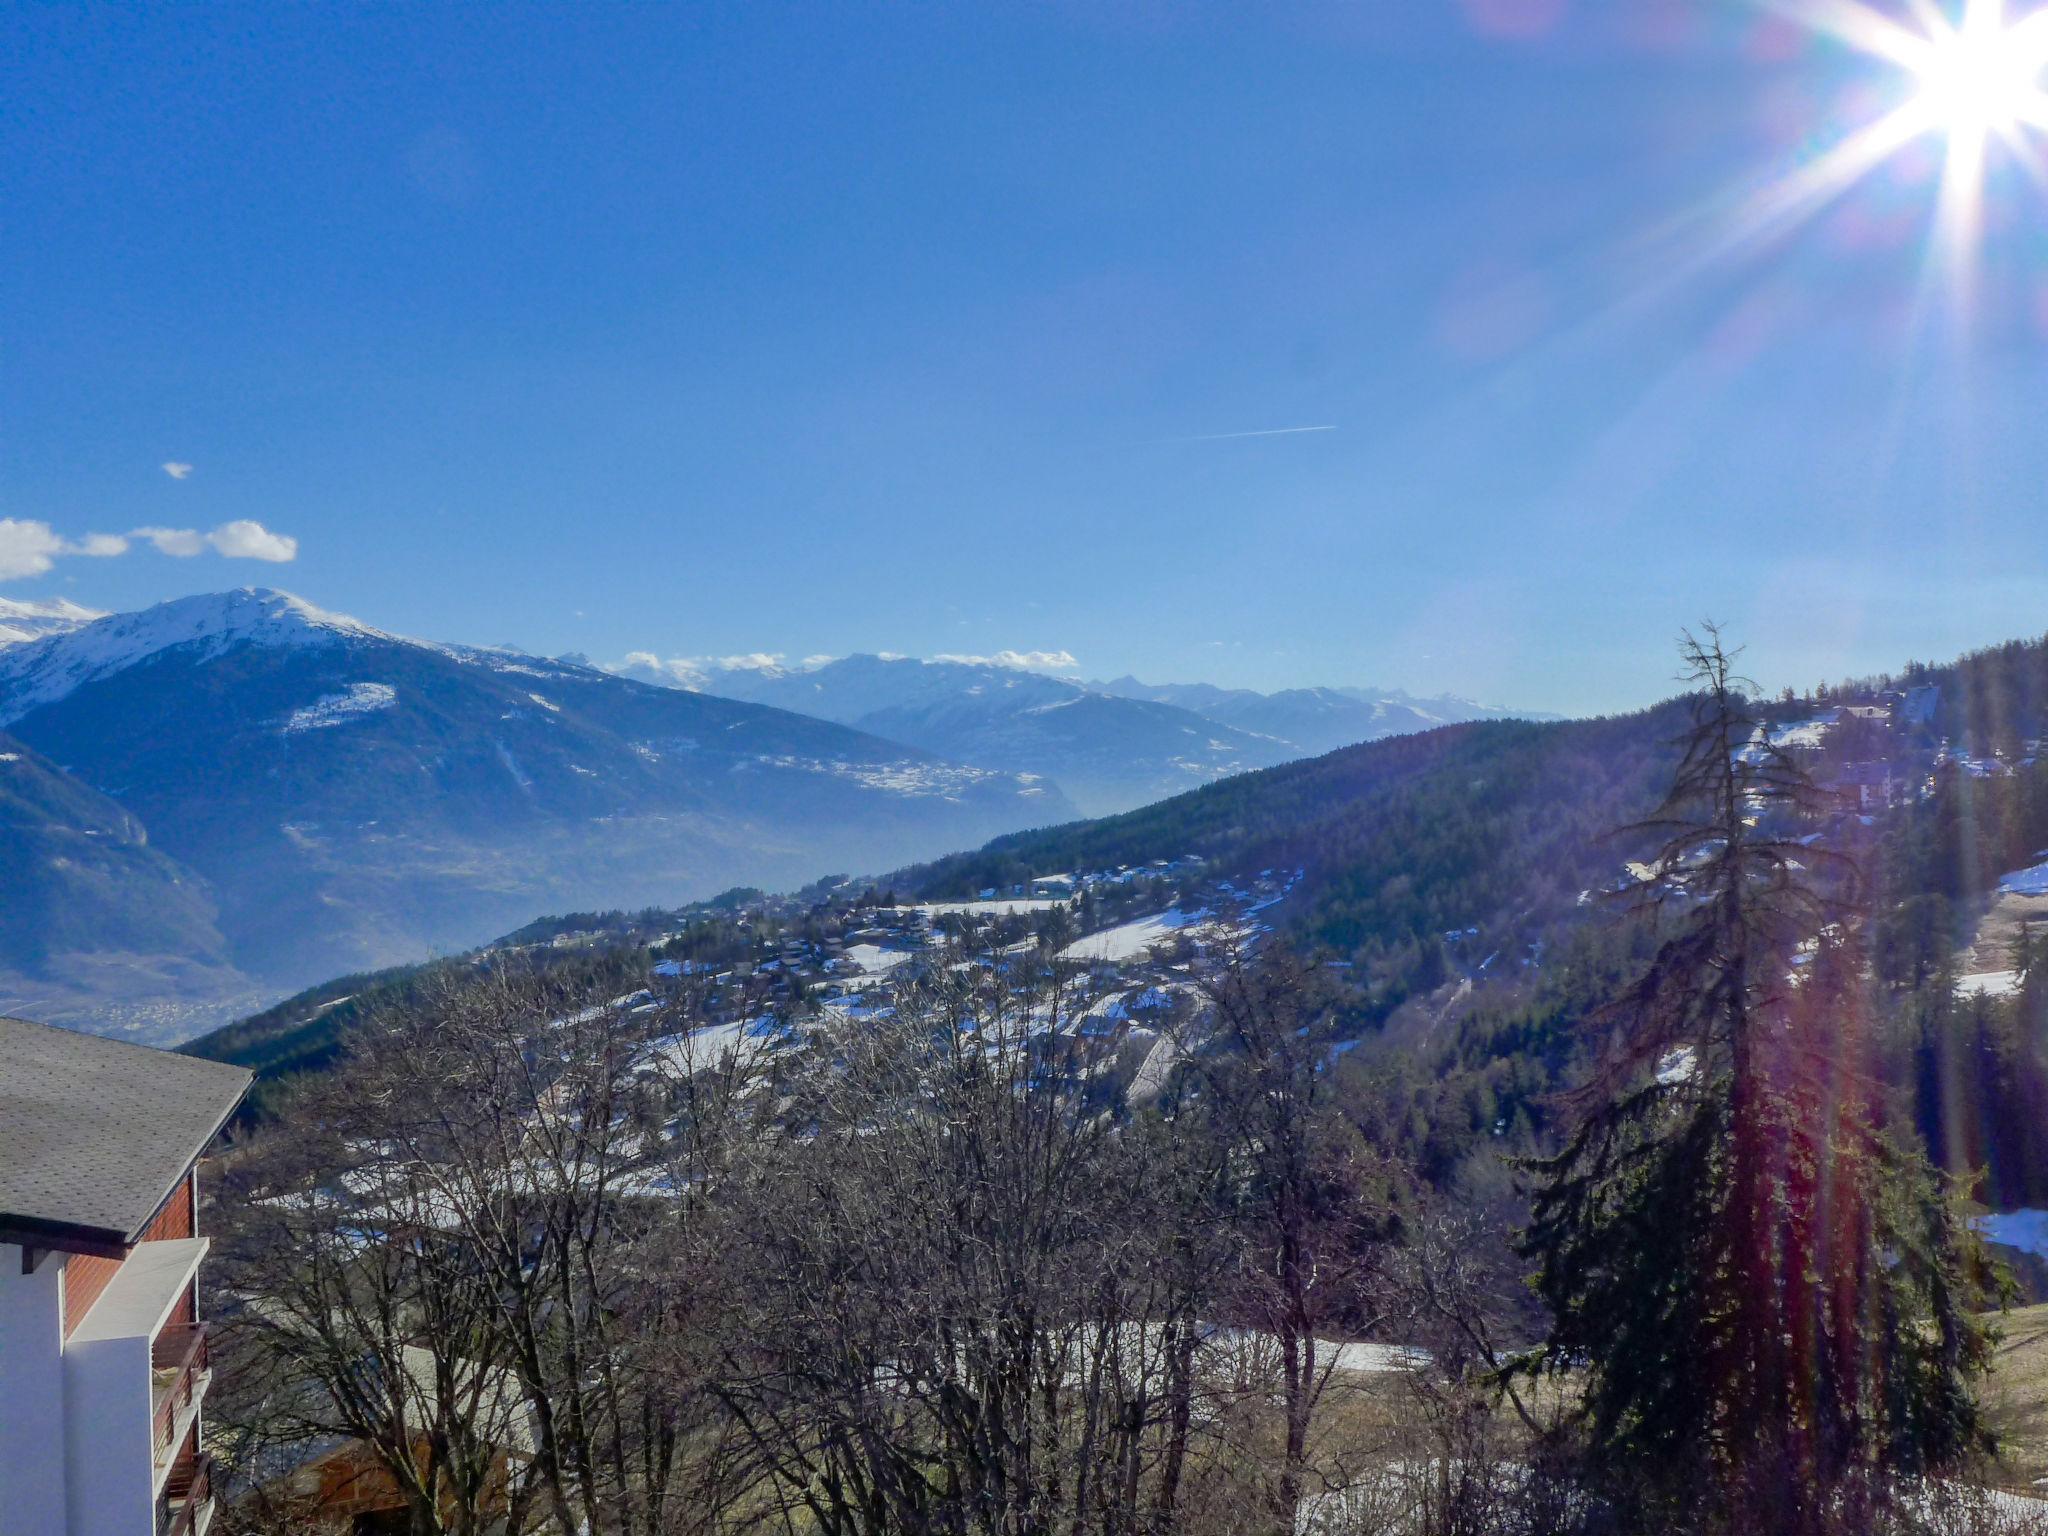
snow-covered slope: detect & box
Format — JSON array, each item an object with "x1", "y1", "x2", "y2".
[
  {"x1": 0, "y1": 595, "x2": 104, "y2": 648},
  {"x1": 0, "y1": 589, "x2": 385, "y2": 726}
]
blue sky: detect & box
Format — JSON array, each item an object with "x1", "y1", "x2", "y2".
[{"x1": 6, "y1": 1, "x2": 2048, "y2": 714}]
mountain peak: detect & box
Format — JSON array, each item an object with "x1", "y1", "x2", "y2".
[
  {"x1": 0, "y1": 587, "x2": 395, "y2": 726},
  {"x1": 150, "y1": 587, "x2": 387, "y2": 642}
]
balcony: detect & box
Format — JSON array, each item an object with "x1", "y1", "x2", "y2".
[
  {"x1": 155, "y1": 1451, "x2": 214, "y2": 1536},
  {"x1": 150, "y1": 1322, "x2": 211, "y2": 1469}
]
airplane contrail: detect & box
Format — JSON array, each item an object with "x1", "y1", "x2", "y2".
[{"x1": 1172, "y1": 424, "x2": 1338, "y2": 442}]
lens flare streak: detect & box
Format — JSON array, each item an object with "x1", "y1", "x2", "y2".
[{"x1": 1745, "y1": 0, "x2": 2048, "y2": 287}]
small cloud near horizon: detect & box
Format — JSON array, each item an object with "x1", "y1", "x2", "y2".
[
  {"x1": 0, "y1": 515, "x2": 300, "y2": 582},
  {"x1": 161, "y1": 461, "x2": 193, "y2": 480}
]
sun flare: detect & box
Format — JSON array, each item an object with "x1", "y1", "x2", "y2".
[
  {"x1": 1730, "y1": 0, "x2": 2048, "y2": 285},
  {"x1": 1906, "y1": 0, "x2": 2048, "y2": 138}
]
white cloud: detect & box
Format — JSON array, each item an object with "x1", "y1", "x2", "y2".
[
  {"x1": 131, "y1": 521, "x2": 298, "y2": 562},
  {"x1": 132, "y1": 526, "x2": 209, "y2": 557},
  {"x1": 801, "y1": 653, "x2": 838, "y2": 667},
  {"x1": 161, "y1": 461, "x2": 193, "y2": 480},
  {"x1": 934, "y1": 649, "x2": 1080, "y2": 672},
  {"x1": 206, "y1": 519, "x2": 298, "y2": 562},
  {"x1": 0, "y1": 519, "x2": 137, "y2": 580},
  {"x1": 0, "y1": 519, "x2": 69, "y2": 580},
  {"x1": 0, "y1": 515, "x2": 302, "y2": 582}
]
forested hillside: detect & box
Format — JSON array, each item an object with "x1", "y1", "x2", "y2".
[{"x1": 903, "y1": 701, "x2": 1696, "y2": 972}]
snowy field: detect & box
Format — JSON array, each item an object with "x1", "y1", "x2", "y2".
[
  {"x1": 1058, "y1": 908, "x2": 1211, "y2": 963},
  {"x1": 911, "y1": 898, "x2": 1069, "y2": 917},
  {"x1": 638, "y1": 1017, "x2": 781, "y2": 1072},
  {"x1": 1769, "y1": 715, "x2": 1838, "y2": 749},
  {"x1": 1958, "y1": 970, "x2": 2024, "y2": 999},
  {"x1": 842, "y1": 942, "x2": 911, "y2": 974}
]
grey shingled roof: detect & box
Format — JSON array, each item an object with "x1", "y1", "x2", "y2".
[{"x1": 0, "y1": 1016, "x2": 251, "y2": 1249}]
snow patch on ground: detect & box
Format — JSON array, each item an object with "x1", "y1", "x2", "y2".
[
  {"x1": 283, "y1": 682, "x2": 397, "y2": 733},
  {"x1": 1059, "y1": 908, "x2": 1212, "y2": 963},
  {"x1": 843, "y1": 943, "x2": 911, "y2": 975},
  {"x1": 1770, "y1": 715, "x2": 1837, "y2": 749},
  {"x1": 639, "y1": 1017, "x2": 782, "y2": 1073},
  {"x1": 1957, "y1": 970, "x2": 2022, "y2": 999},
  {"x1": 754, "y1": 755, "x2": 1016, "y2": 798},
  {"x1": 1656, "y1": 1046, "x2": 1697, "y2": 1085},
  {"x1": 910, "y1": 898, "x2": 1068, "y2": 917}
]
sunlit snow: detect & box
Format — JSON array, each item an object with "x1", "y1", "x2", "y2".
[
  {"x1": 1058, "y1": 908, "x2": 1212, "y2": 963},
  {"x1": 283, "y1": 682, "x2": 397, "y2": 733},
  {"x1": 1956, "y1": 970, "x2": 2022, "y2": 999}
]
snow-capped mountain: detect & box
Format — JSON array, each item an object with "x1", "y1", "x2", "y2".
[
  {"x1": 0, "y1": 590, "x2": 1073, "y2": 1039},
  {"x1": 1093, "y1": 676, "x2": 1555, "y2": 757},
  {"x1": 0, "y1": 589, "x2": 385, "y2": 724},
  {"x1": 626, "y1": 651, "x2": 1557, "y2": 812},
  {"x1": 0, "y1": 595, "x2": 104, "y2": 648},
  {"x1": 668, "y1": 653, "x2": 1299, "y2": 816}
]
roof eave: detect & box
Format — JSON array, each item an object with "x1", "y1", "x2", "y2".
[{"x1": 0, "y1": 1214, "x2": 132, "y2": 1261}]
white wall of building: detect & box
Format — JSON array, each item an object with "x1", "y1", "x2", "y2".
[
  {"x1": 62, "y1": 1333, "x2": 155, "y2": 1536},
  {"x1": 0, "y1": 1243, "x2": 73, "y2": 1536}
]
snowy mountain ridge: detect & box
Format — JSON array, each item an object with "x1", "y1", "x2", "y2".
[
  {"x1": 0, "y1": 595, "x2": 105, "y2": 648},
  {"x1": 0, "y1": 588, "x2": 391, "y2": 726},
  {"x1": 639, "y1": 652, "x2": 1292, "y2": 816}
]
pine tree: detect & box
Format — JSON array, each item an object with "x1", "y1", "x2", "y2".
[{"x1": 1517, "y1": 628, "x2": 2001, "y2": 1530}]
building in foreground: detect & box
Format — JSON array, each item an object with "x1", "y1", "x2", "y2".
[{"x1": 0, "y1": 1015, "x2": 252, "y2": 1536}]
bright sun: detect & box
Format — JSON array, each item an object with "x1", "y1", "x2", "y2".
[
  {"x1": 1723, "y1": 1, "x2": 2048, "y2": 286},
  {"x1": 1904, "y1": 0, "x2": 2048, "y2": 141}
]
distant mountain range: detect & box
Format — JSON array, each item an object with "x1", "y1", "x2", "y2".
[
  {"x1": 0, "y1": 587, "x2": 1554, "y2": 1041},
  {"x1": 0, "y1": 595, "x2": 102, "y2": 645},
  {"x1": 0, "y1": 591, "x2": 1068, "y2": 1040},
  {"x1": 616, "y1": 653, "x2": 1551, "y2": 816},
  {"x1": 1091, "y1": 676, "x2": 1557, "y2": 759}
]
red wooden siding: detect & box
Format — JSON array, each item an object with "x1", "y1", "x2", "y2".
[
  {"x1": 139, "y1": 1172, "x2": 194, "y2": 1242},
  {"x1": 61, "y1": 1164, "x2": 196, "y2": 1337},
  {"x1": 62, "y1": 1252, "x2": 121, "y2": 1337}
]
